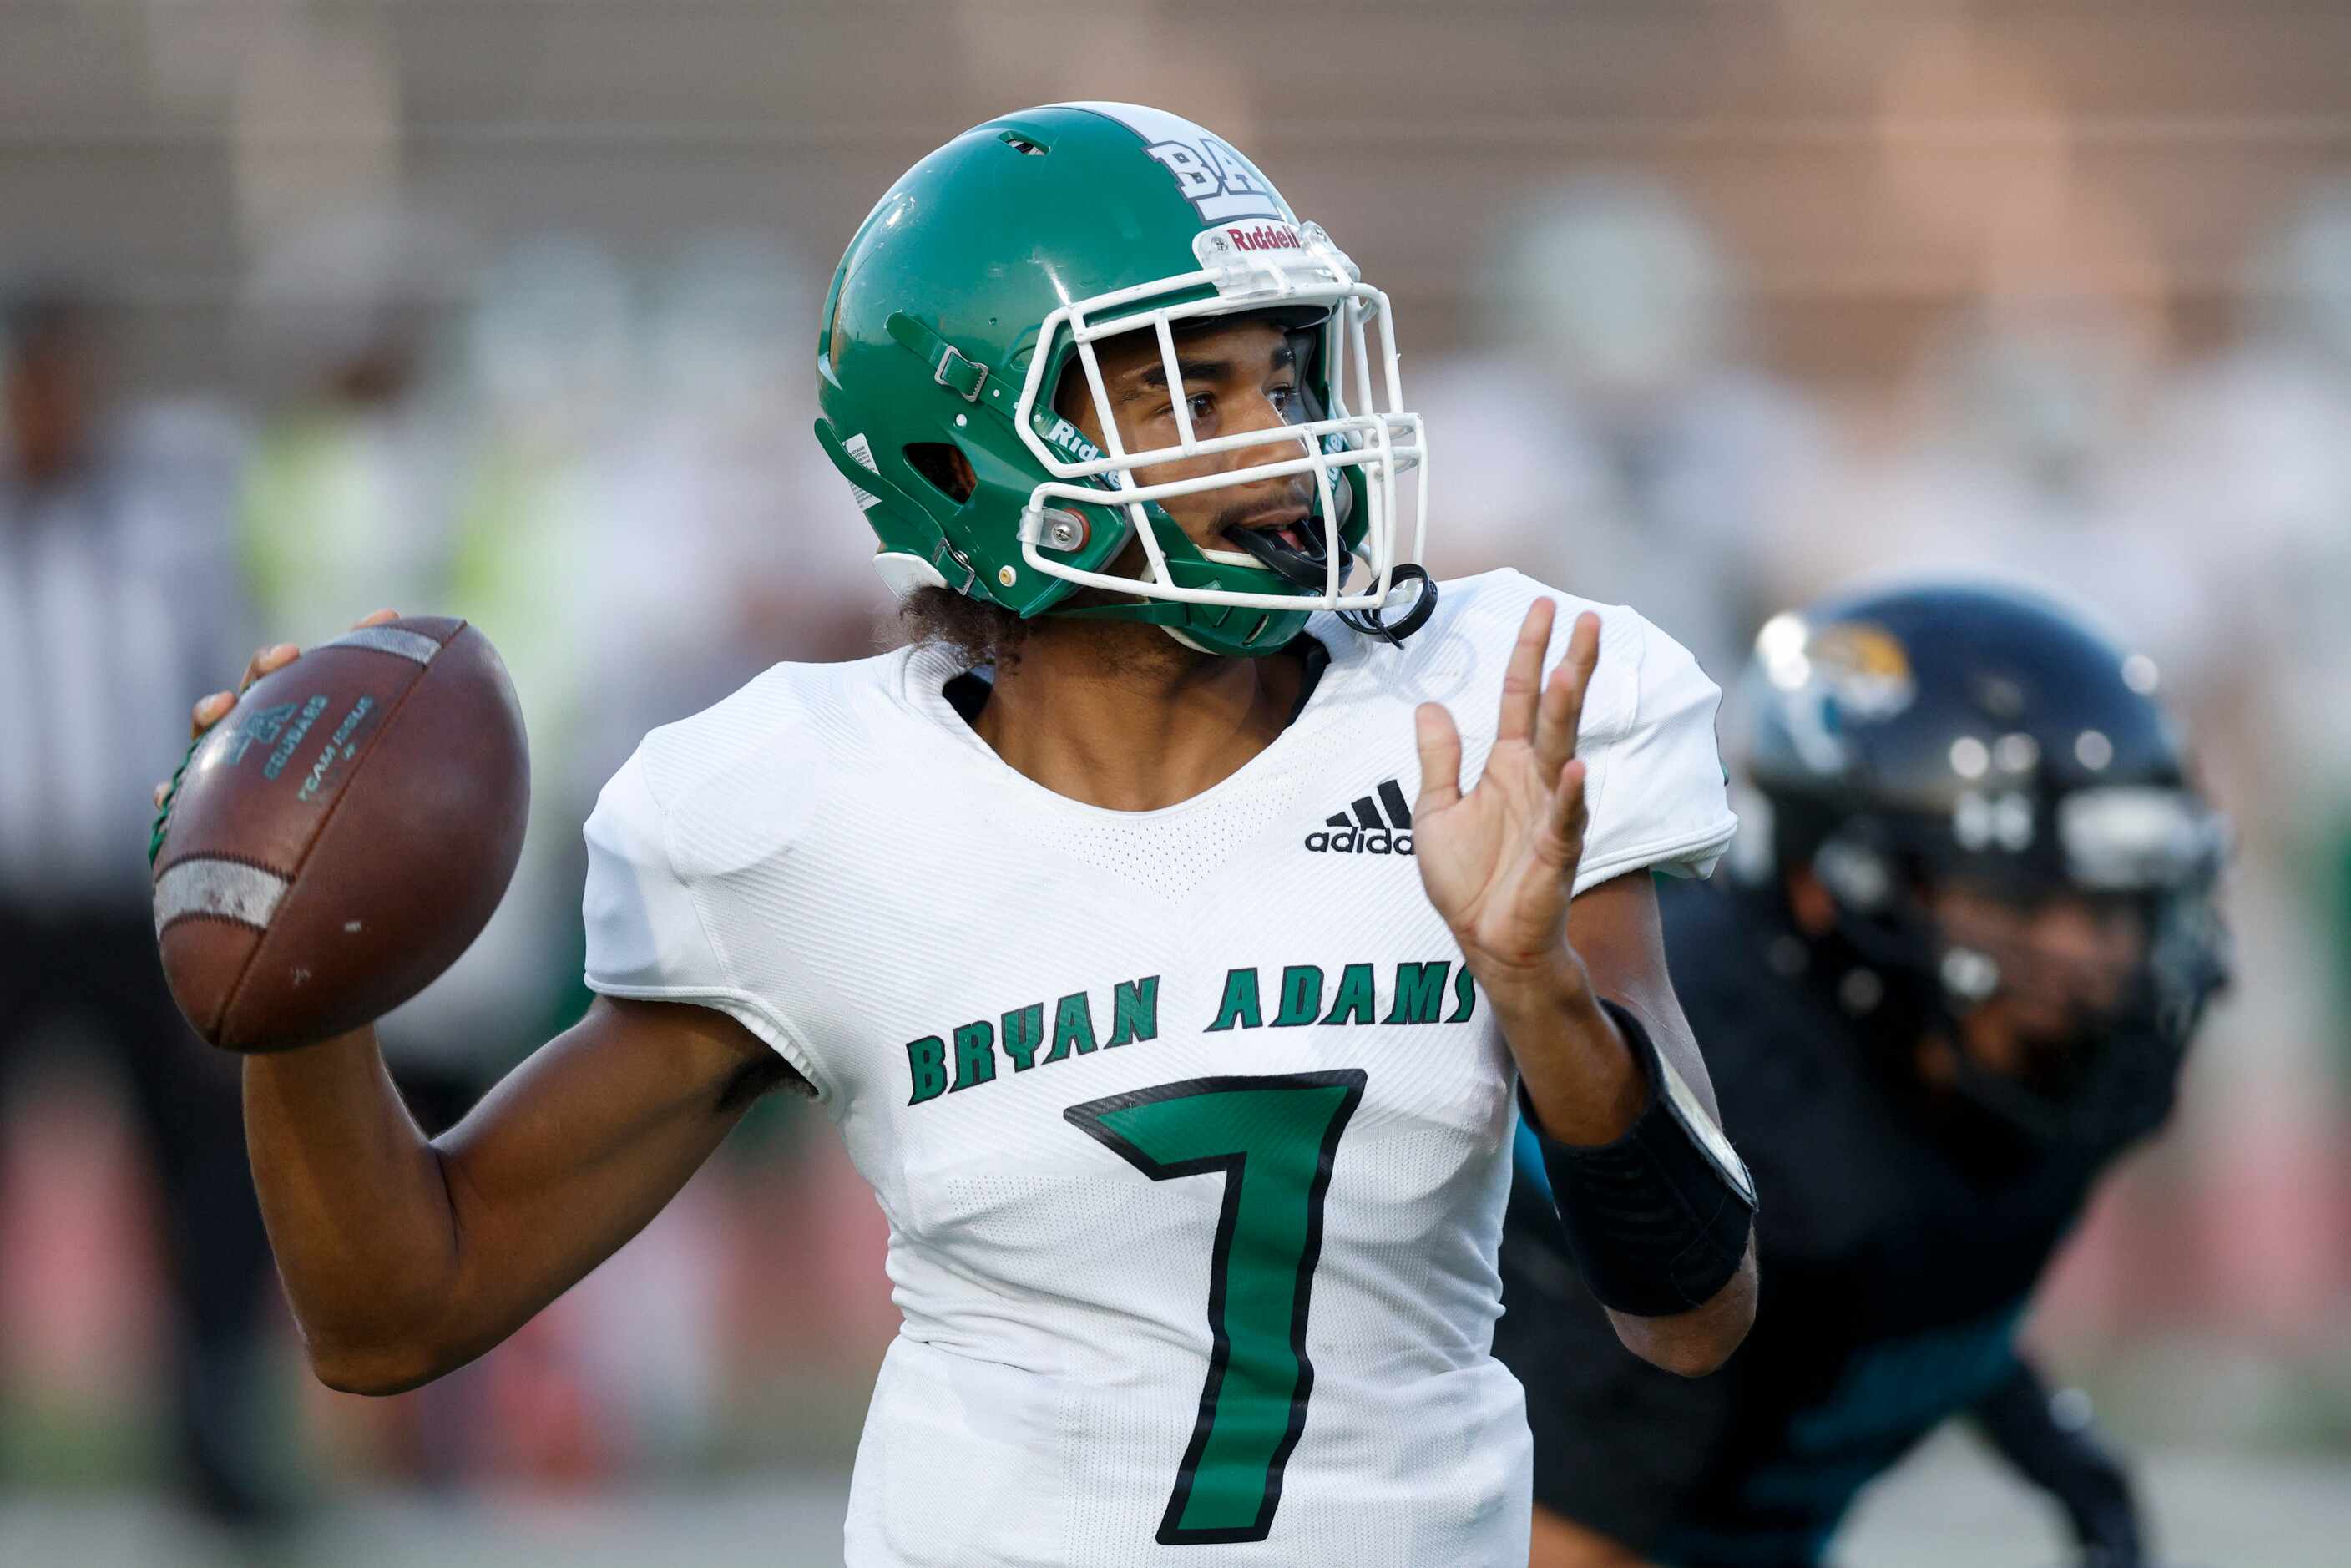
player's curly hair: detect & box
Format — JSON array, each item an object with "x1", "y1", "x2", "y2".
[
  {"x1": 891, "y1": 441, "x2": 1039, "y2": 670},
  {"x1": 898, "y1": 585, "x2": 1036, "y2": 671}
]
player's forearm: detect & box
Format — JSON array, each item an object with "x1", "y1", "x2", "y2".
[
  {"x1": 1604, "y1": 1238, "x2": 1758, "y2": 1378},
  {"x1": 1504, "y1": 881, "x2": 1758, "y2": 1373},
  {"x1": 241, "y1": 1025, "x2": 468, "y2": 1393},
  {"x1": 1490, "y1": 959, "x2": 1649, "y2": 1146},
  {"x1": 245, "y1": 1000, "x2": 776, "y2": 1395},
  {"x1": 1504, "y1": 979, "x2": 1756, "y2": 1373}
]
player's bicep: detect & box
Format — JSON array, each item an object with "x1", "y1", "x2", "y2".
[
  {"x1": 422, "y1": 996, "x2": 787, "y2": 1367},
  {"x1": 1566, "y1": 869, "x2": 1723, "y2": 1126},
  {"x1": 437, "y1": 996, "x2": 785, "y2": 1181}
]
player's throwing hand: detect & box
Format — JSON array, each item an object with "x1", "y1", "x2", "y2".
[
  {"x1": 154, "y1": 608, "x2": 402, "y2": 804},
  {"x1": 1411, "y1": 599, "x2": 1603, "y2": 1009}
]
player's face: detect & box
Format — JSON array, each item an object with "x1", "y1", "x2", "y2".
[
  {"x1": 4, "y1": 317, "x2": 99, "y2": 478},
  {"x1": 1932, "y1": 883, "x2": 2149, "y2": 1083},
  {"x1": 1056, "y1": 317, "x2": 1317, "y2": 559}
]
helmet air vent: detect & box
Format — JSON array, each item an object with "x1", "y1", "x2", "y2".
[{"x1": 999, "y1": 130, "x2": 1051, "y2": 156}]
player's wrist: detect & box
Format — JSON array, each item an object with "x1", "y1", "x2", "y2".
[
  {"x1": 1476, "y1": 943, "x2": 1597, "y2": 1028},
  {"x1": 239, "y1": 1024, "x2": 387, "y2": 1089},
  {"x1": 1500, "y1": 979, "x2": 1650, "y2": 1147}
]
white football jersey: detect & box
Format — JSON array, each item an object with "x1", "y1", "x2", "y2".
[{"x1": 581, "y1": 569, "x2": 1736, "y2": 1567}]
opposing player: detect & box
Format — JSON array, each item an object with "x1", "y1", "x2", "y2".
[
  {"x1": 166, "y1": 104, "x2": 1756, "y2": 1564},
  {"x1": 1496, "y1": 582, "x2": 2229, "y2": 1568}
]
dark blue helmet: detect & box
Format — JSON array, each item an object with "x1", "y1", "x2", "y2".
[{"x1": 1742, "y1": 579, "x2": 2229, "y2": 1148}]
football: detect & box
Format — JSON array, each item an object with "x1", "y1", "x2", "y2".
[{"x1": 150, "y1": 616, "x2": 530, "y2": 1053}]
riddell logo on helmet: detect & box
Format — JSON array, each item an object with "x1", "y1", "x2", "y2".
[
  {"x1": 1305, "y1": 780, "x2": 1415, "y2": 856},
  {"x1": 1040, "y1": 417, "x2": 1103, "y2": 463},
  {"x1": 1224, "y1": 222, "x2": 1302, "y2": 254}
]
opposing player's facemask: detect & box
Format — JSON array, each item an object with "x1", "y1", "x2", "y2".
[{"x1": 1807, "y1": 789, "x2": 2229, "y2": 1149}]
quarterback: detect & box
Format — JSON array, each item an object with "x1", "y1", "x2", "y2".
[{"x1": 174, "y1": 104, "x2": 1756, "y2": 1564}]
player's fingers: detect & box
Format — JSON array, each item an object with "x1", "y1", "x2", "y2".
[
  {"x1": 1495, "y1": 598, "x2": 1555, "y2": 744},
  {"x1": 154, "y1": 779, "x2": 169, "y2": 808},
  {"x1": 237, "y1": 642, "x2": 300, "y2": 695},
  {"x1": 1534, "y1": 663, "x2": 1576, "y2": 782},
  {"x1": 1561, "y1": 613, "x2": 1602, "y2": 745},
  {"x1": 353, "y1": 608, "x2": 399, "y2": 630},
  {"x1": 1414, "y1": 701, "x2": 1464, "y2": 812},
  {"x1": 189, "y1": 689, "x2": 235, "y2": 740},
  {"x1": 1537, "y1": 613, "x2": 1603, "y2": 774},
  {"x1": 1538, "y1": 757, "x2": 1590, "y2": 870}
]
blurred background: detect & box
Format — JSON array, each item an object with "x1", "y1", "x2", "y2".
[{"x1": 1, "y1": 2, "x2": 2347, "y2": 1563}]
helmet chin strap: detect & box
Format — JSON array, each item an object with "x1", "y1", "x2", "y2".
[
  {"x1": 1338, "y1": 564, "x2": 1438, "y2": 646},
  {"x1": 1048, "y1": 511, "x2": 1438, "y2": 655},
  {"x1": 1221, "y1": 513, "x2": 1340, "y2": 589},
  {"x1": 1220, "y1": 517, "x2": 1439, "y2": 646}
]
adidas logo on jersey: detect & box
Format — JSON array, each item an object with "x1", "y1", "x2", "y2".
[{"x1": 1305, "y1": 780, "x2": 1414, "y2": 855}]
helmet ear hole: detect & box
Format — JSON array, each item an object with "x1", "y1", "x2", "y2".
[{"x1": 904, "y1": 442, "x2": 976, "y2": 503}]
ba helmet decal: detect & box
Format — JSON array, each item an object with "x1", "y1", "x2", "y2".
[
  {"x1": 1055, "y1": 101, "x2": 1288, "y2": 224},
  {"x1": 1143, "y1": 136, "x2": 1282, "y2": 222}
]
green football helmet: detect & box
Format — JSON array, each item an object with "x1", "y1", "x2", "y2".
[{"x1": 814, "y1": 102, "x2": 1433, "y2": 658}]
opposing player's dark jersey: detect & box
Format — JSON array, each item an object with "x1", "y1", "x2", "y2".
[{"x1": 1495, "y1": 878, "x2": 2133, "y2": 1567}]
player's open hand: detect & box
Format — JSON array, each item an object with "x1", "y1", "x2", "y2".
[
  {"x1": 1412, "y1": 599, "x2": 1601, "y2": 1009},
  {"x1": 153, "y1": 609, "x2": 400, "y2": 807}
]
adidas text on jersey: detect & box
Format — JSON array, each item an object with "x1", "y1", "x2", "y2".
[{"x1": 1305, "y1": 778, "x2": 1414, "y2": 855}]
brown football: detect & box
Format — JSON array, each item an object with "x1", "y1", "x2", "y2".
[{"x1": 151, "y1": 616, "x2": 530, "y2": 1052}]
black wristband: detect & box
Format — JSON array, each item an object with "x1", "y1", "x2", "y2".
[{"x1": 1524, "y1": 999, "x2": 1756, "y2": 1318}]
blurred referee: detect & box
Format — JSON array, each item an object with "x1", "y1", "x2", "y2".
[
  {"x1": 0, "y1": 289, "x2": 278, "y2": 1524},
  {"x1": 1498, "y1": 582, "x2": 2229, "y2": 1568}
]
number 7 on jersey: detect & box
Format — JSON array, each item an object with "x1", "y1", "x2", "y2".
[{"x1": 1065, "y1": 1070, "x2": 1368, "y2": 1546}]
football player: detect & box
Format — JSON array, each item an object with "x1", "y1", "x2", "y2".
[
  {"x1": 165, "y1": 104, "x2": 1757, "y2": 1564},
  {"x1": 1495, "y1": 581, "x2": 2229, "y2": 1568}
]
